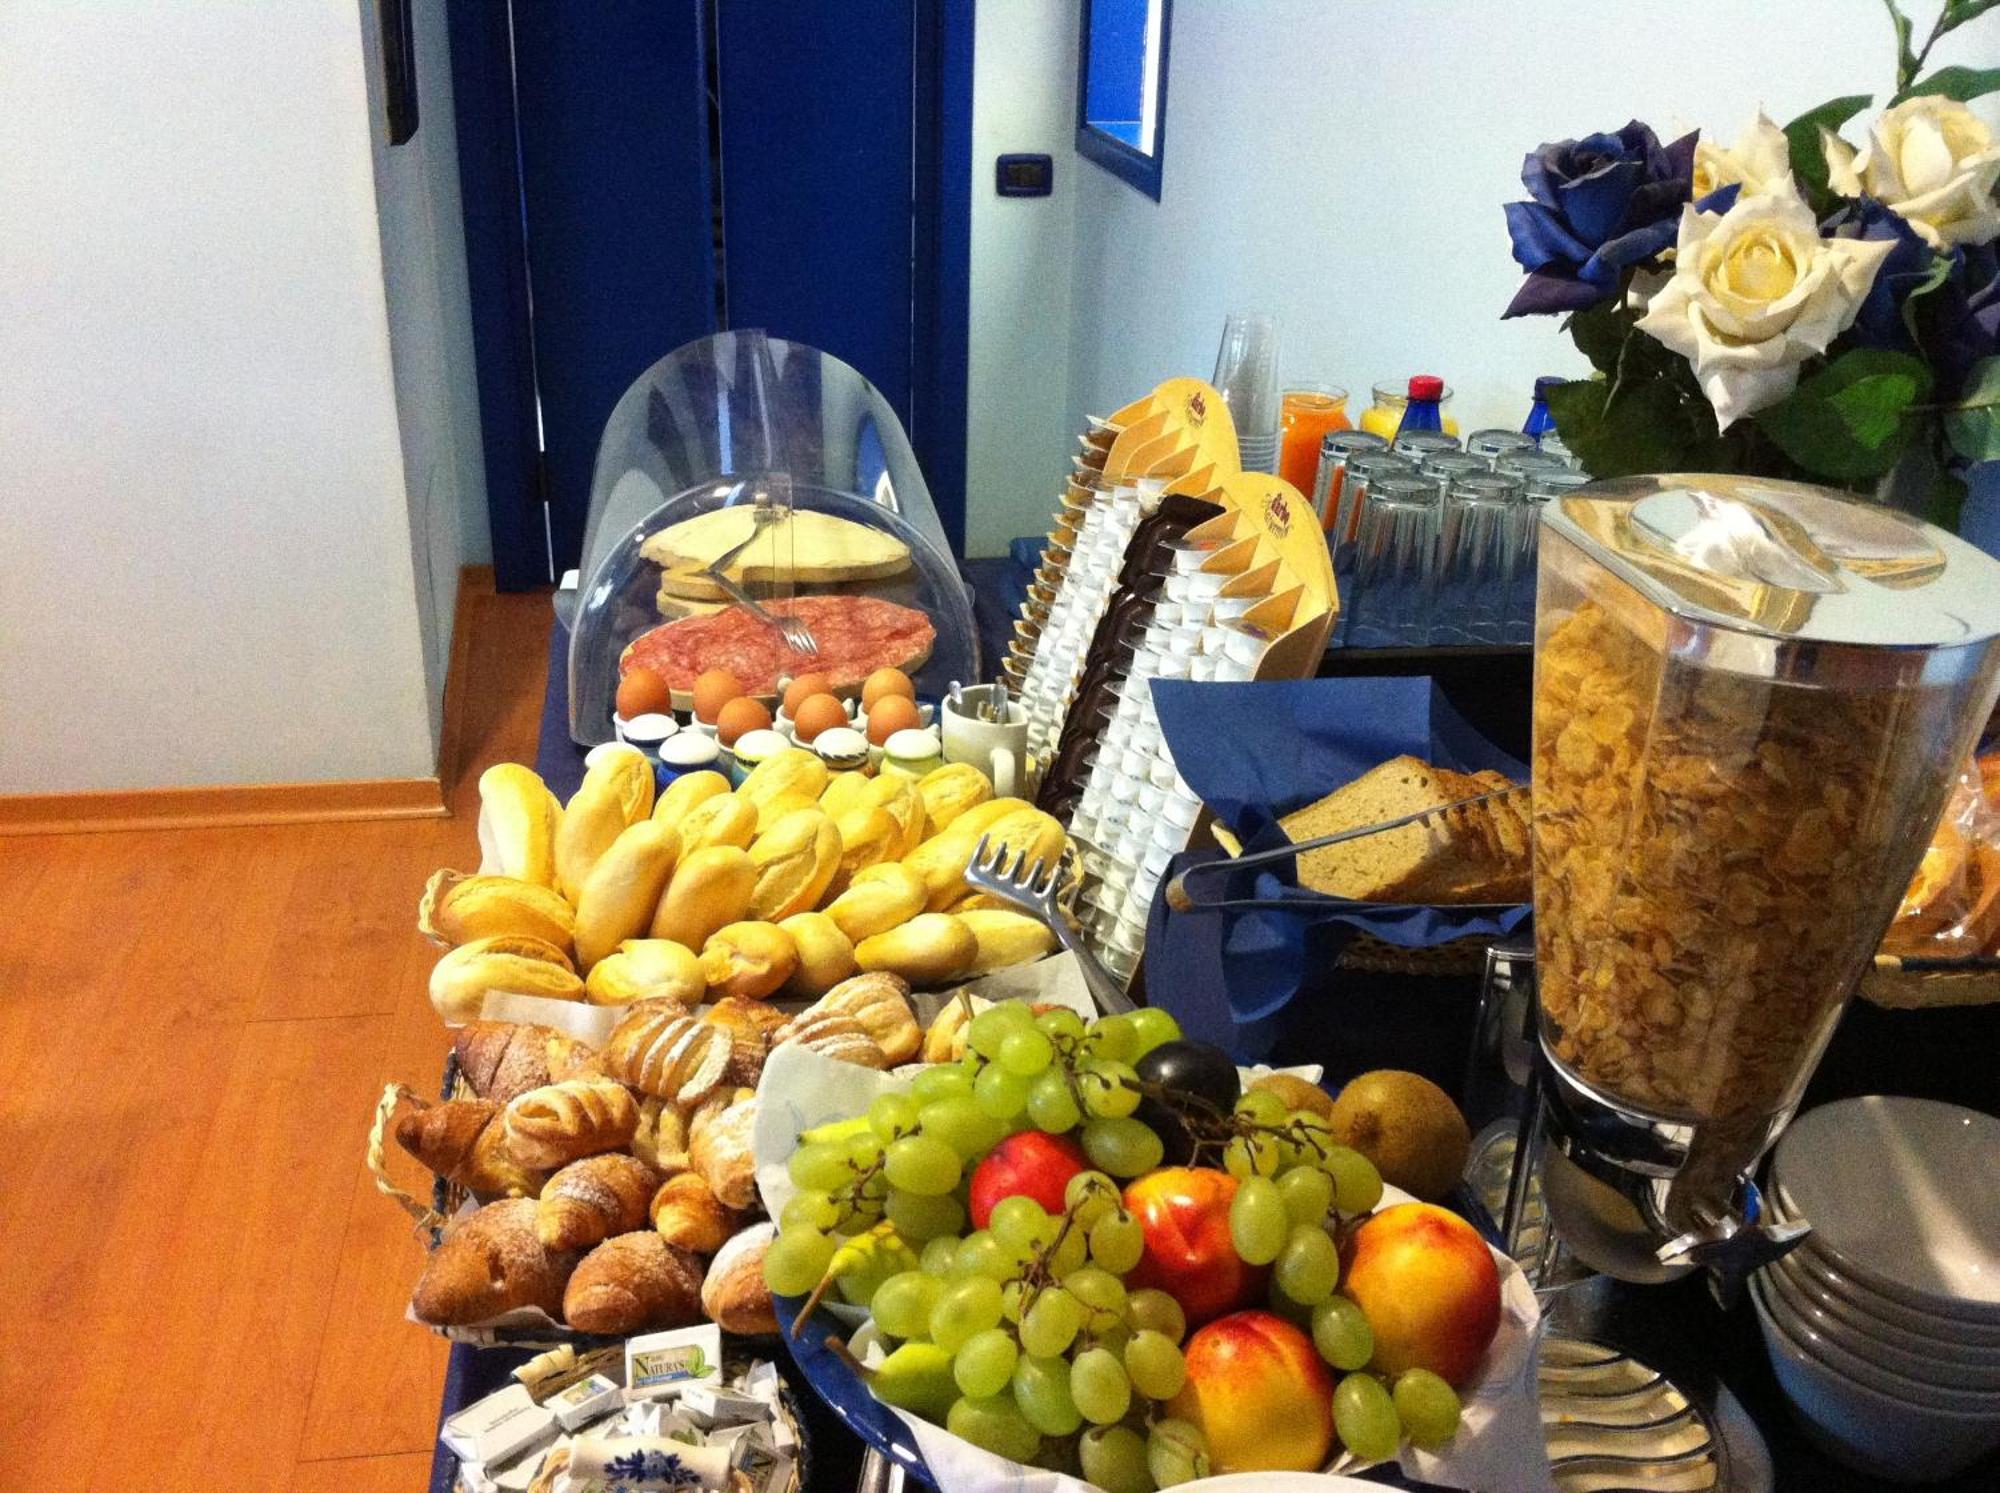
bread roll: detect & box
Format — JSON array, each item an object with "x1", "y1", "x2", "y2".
[
  {"x1": 675, "y1": 793, "x2": 758, "y2": 855},
  {"x1": 502, "y1": 1078, "x2": 640, "y2": 1170},
  {"x1": 780, "y1": 911, "x2": 857, "y2": 998},
  {"x1": 651, "y1": 769, "x2": 730, "y2": 832},
  {"x1": 688, "y1": 1093, "x2": 759, "y2": 1210},
  {"x1": 916, "y1": 762, "x2": 993, "y2": 836},
  {"x1": 419, "y1": 871, "x2": 577, "y2": 954},
  {"x1": 537, "y1": 1153, "x2": 661, "y2": 1250},
  {"x1": 819, "y1": 770, "x2": 873, "y2": 822},
  {"x1": 958, "y1": 908, "x2": 1058, "y2": 974},
  {"x1": 411, "y1": 1198, "x2": 580, "y2": 1326},
  {"x1": 862, "y1": 773, "x2": 926, "y2": 858},
  {"x1": 747, "y1": 808, "x2": 841, "y2": 921},
  {"x1": 562, "y1": 1233, "x2": 704, "y2": 1336},
  {"x1": 855, "y1": 912, "x2": 977, "y2": 986},
  {"x1": 701, "y1": 1222, "x2": 780, "y2": 1334},
  {"x1": 649, "y1": 1171, "x2": 743, "y2": 1253},
  {"x1": 700, "y1": 921, "x2": 798, "y2": 1001},
  {"x1": 830, "y1": 805, "x2": 902, "y2": 893},
  {"x1": 583, "y1": 937, "x2": 703, "y2": 1007},
  {"x1": 453, "y1": 1021, "x2": 602, "y2": 1105},
  {"x1": 429, "y1": 935, "x2": 583, "y2": 1025},
  {"x1": 477, "y1": 764, "x2": 562, "y2": 888},
  {"x1": 555, "y1": 748, "x2": 655, "y2": 902},
  {"x1": 650, "y1": 845, "x2": 756, "y2": 949},
  {"x1": 573, "y1": 819, "x2": 681, "y2": 971},
  {"x1": 602, "y1": 1000, "x2": 730, "y2": 1106},
  {"x1": 824, "y1": 863, "x2": 927, "y2": 943},
  {"x1": 737, "y1": 746, "x2": 829, "y2": 813},
  {"x1": 754, "y1": 790, "x2": 821, "y2": 834}
]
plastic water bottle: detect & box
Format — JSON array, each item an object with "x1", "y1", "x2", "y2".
[
  {"x1": 1524, "y1": 375, "x2": 1563, "y2": 442},
  {"x1": 1395, "y1": 375, "x2": 1445, "y2": 439}
]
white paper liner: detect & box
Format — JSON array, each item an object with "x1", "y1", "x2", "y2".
[{"x1": 478, "y1": 989, "x2": 623, "y2": 1046}]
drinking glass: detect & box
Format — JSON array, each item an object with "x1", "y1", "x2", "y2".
[
  {"x1": 1278, "y1": 383, "x2": 1351, "y2": 498},
  {"x1": 1468, "y1": 428, "x2": 1535, "y2": 467},
  {"x1": 1346, "y1": 473, "x2": 1441, "y2": 646},
  {"x1": 1312, "y1": 429, "x2": 1390, "y2": 538},
  {"x1": 1437, "y1": 471, "x2": 1525, "y2": 644}
]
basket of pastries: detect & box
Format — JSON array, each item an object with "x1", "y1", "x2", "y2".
[{"x1": 370, "y1": 744, "x2": 1069, "y2": 1346}]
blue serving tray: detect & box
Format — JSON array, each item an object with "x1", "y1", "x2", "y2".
[{"x1": 771, "y1": 1289, "x2": 937, "y2": 1488}]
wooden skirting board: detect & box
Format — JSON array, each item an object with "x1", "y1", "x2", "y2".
[
  {"x1": 0, "y1": 776, "x2": 449, "y2": 836},
  {"x1": 1, "y1": 565, "x2": 497, "y2": 836}
]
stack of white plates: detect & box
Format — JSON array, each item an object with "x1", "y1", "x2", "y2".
[{"x1": 1751, "y1": 1096, "x2": 2000, "y2": 1482}]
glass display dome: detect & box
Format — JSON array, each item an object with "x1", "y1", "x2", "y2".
[{"x1": 559, "y1": 331, "x2": 977, "y2": 745}]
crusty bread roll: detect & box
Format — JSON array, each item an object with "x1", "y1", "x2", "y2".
[
  {"x1": 674, "y1": 795, "x2": 758, "y2": 857},
  {"x1": 855, "y1": 913, "x2": 977, "y2": 986},
  {"x1": 651, "y1": 845, "x2": 756, "y2": 949},
  {"x1": 737, "y1": 748, "x2": 829, "y2": 816},
  {"x1": 536, "y1": 1152, "x2": 661, "y2": 1250},
  {"x1": 602, "y1": 1001, "x2": 730, "y2": 1106},
  {"x1": 824, "y1": 863, "x2": 927, "y2": 944},
  {"x1": 748, "y1": 808, "x2": 842, "y2": 922},
  {"x1": 779, "y1": 911, "x2": 857, "y2": 999},
  {"x1": 958, "y1": 908, "x2": 1058, "y2": 974},
  {"x1": 702, "y1": 1221, "x2": 779, "y2": 1334},
  {"x1": 700, "y1": 921, "x2": 799, "y2": 1002},
  {"x1": 556, "y1": 749, "x2": 655, "y2": 903},
  {"x1": 583, "y1": 937, "x2": 703, "y2": 1008},
  {"x1": 411, "y1": 1199, "x2": 580, "y2": 1326},
  {"x1": 916, "y1": 762, "x2": 993, "y2": 836},
  {"x1": 651, "y1": 769, "x2": 731, "y2": 834},
  {"x1": 562, "y1": 1232, "x2": 704, "y2": 1335},
  {"x1": 819, "y1": 770, "x2": 873, "y2": 822},
  {"x1": 502, "y1": 1078, "x2": 640, "y2": 1170},
  {"x1": 573, "y1": 820, "x2": 681, "y2": 971},
  {"x1": 429, "y1": 935, "x2": 583, "y2": 1025},
  {"x1": 477, "y1": 764, "x2": 562, "y2": 888},
  {"x1": 649, "y1": 1171, "x2": 744, "y2": 1254}
]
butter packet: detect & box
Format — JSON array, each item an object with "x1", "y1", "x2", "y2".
[
  {"x1": 625, "y1": 1323, "x2": 723, "y2": 1401},
  {"x1": 549, "y1": 1372, "x2": 624, "y2": 1432},
  {"x1": 441, "y1": 1383, "x2": 559, "y2": 1470},
  {"x1": 678, "y1": 1383, "x2": 771, "y2": 1427}
]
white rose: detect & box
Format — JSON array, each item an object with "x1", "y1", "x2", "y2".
[
  {"x1": 1693, "y1": 111, "x2": 1796, "y2": 200},
  {"x1": 1635, "y1": 192, "x2": 1894, "y2": 428},
  {"x1": 1823, "y1": 96, "x2": 2000, "y2": 248}
]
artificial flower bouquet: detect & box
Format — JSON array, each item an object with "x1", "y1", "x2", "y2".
[{"x1": 1505, "y1": 0, "x2": 1999, "y2": 525}]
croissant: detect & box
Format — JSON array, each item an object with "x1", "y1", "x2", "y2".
[
  {"x1": 701, "y1": 1222, "x2": 779, "y2": 1335},
  {"x1": 536, "y1": 1152, "x2": 661, "y2": 1251},
  {"x1": 503, "y1": 1078, "x2": 640, "y2": 1170},
  {"x1": 411, "y1": 1198, "x2": 581, "y2": 1326},
  {"x1": 394, "y1": 1096, "x2": 546, "y2": 1199},
  {"x1": 648, "y1": 1171, "x2": 743, "y2": 1254},
  {"x1": 688, "y1": 1091, "x2": 759, "y2": 1210},
  {"x1": 562, "y1": 1232, "x2": 704, "y2": 1335},
  {"x1": 602, "y1": 1001, "x2": 730, "y2": 1106},
  {"x1": 453, "y1": 1021, "x2": 603, "y2": 1106}
]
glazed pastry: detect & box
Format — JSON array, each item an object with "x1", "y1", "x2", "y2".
[
  {"x1": 795, "y1": 970, "x2": 921, "y2": 1064},
  {"x1": 562, "y1": 1232, "x2": 704, "y2": 1335},
  {"x1": 411, "y1": 1198, "x2": 580, "y2": 1326},
  {"x1": 503, "y1": 1077, "x2": 640, "y2": 1170},
  {"x1": 536, "y1": 1153, "x2": 661, "y2": 1250},
  {"x1": 648, "y1": 1171, "x2": 743, "y2": 1254},
  {"x1": 453, "y1": 1021, "x2": 602, "y2": 1106},
  {"x1": 700, "y1": 995, "x2": 787, "y2": 1088},
  {"x1": 775, "y1": 1012, "x2": 891, "y2": 1070},
  {"x1": 394, "y1": 1095, "x2": 546, "y2": 1199},
  {"x1": 630, "y1": 1097, "x2": 691, "y2": 1177},
  {"x1": 602, "y1": 1000, "x2": 730, "y2": 1106},
  {"x1": 920, "y1": 993, "x2": 992, "y2": 1064},
  {"x1": 688, "y1": 1091, "x2": 760, "y2": 1210},
  {"x1": 701, "y1": 1222, "x2": 780, "y2": 1335}
]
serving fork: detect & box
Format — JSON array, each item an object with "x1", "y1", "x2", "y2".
[
  {"x1": 964, "y1": 836, "x2": 1135, "y2": 1014},
  {"x1": 703, "y1": 477, "x2": 820, "y2": 657}
]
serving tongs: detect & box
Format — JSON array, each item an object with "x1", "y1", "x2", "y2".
[
  {"x1": 1163, "y1": 784, "x2": 1529, "y2": 915},
  {"x1": 704, "y1": 476, "x2": 820, "y2": 657},
  {"x1": 964, "y1": 837, "x2": 1136, "y2": 1015}
]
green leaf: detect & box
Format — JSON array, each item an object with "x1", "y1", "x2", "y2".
[
  {"x1": 1881, "y1": 0, "x2": 1917, "y2": 91},
  {"x1": 1945, "y1": 357, "x2": 2000, "y2": 462},
  {"x1": 1784, "y1": 94, "x2": 1873, "y2": 203},
  {"x1": 1547, "y1": 376, "x2": 1708, "y2": 478},
  {"x1": 1894, "y1": 64, "x2": 2000, "y2": 103},
  {"x1": 1565, "y1": 305, "x2": 1629, "y2": 375},
  {"x1": 1899, "y1": 251, "x2": 1955, "y2": 346},
  {"x1": 1758, "y1": 349, "x2": 1934, "y2": 480},
  {"x1": 1944, "y1": 0, "x2": 2000, "y2": 26}
]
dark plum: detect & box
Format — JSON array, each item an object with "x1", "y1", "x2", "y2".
[{"x1": 1133, "y1": 1040, "x2": 1241, "y2": 1165}]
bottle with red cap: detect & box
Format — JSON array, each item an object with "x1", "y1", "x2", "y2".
[{"x1": 1396, "y1": 375, "x2": 1446, "y2": 439}]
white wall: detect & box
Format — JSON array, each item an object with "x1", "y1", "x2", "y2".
[
  {"x1": 1063, "y1": 0, "x2": 1997, "y2": 448},
  {"x1": 964, "y1": 0, "x2": 1083, "y2": 556},
  {"x1": 0, "y1": 1, "x2": 442, "y2": 791}
]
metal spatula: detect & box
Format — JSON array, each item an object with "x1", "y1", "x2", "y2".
[{"x1": 963, "y1": 836, "x2": 1135, "y2": 1014}]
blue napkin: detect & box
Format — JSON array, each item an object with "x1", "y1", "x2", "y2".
[{"x1": 1144, "y1": 678, "x2": 1531, "y2": 1055}]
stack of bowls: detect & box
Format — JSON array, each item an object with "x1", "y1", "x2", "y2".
[{"x1": 1751, "y1": 1096, "x2": 2000, "y2": 1482}]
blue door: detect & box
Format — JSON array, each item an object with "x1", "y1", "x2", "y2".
[{"x1": 451, "y1": 0, "x2": 971, "y2": 588}]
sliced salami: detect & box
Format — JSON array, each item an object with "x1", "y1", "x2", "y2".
[{"x1": 621, "y1": 595, "x2": 936, "y2": 706}]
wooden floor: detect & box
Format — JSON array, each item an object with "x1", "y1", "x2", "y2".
[{"x1": 0, "y1": 585, "x2": 554, "y2": 1491}]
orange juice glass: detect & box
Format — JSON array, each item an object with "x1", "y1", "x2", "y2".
[{"x1": 1278, "y1": 385, "x2": 1350, "y2": 499}]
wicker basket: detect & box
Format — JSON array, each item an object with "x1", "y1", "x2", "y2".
[
  {"x1": 1337, "y1": 929, "x2": 1497, "y2": 976},
  {"x1": 1859, "y1": 953, "x2": 2000, "y2": 1010}
]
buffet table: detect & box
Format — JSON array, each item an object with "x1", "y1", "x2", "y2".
[{"x1": 423, "y1": 583, "x2": 2000, "y2": 1493}]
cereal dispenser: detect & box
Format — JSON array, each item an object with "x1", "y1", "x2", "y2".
[{"x1": 1526, "y1": 475, "x2": 2000, "y2": 1293}]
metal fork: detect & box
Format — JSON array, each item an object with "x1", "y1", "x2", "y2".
[
  {"x1": 964, "y1": 836, "x2": 1135, "y2": 1014},
  {"x1": 703, "y1": 479, "x2": 820, "y2": 657}
]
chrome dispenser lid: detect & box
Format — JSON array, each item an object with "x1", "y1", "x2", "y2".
[{"x1": 1546, "y1": 474, "x2": 2000, "y2": 648}]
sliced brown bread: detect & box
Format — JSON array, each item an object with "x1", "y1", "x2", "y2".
[{"x1": 1278, "y1": 755, "x2": 1530, "y2": 903}]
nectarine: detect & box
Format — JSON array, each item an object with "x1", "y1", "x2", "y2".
[
  {"x1": 1123, "y1": 1167, "x2": 1266, "y2": 1328},
  {"x1": 967, "y1": 1130, "x2": 1085, "y2": 1230},
  {"x1": 1340, "y1": 1201, "x2": 1501, "y2": 1386},
  {"x1": 1168, "y1": 1310, "x2": 1335, "y2": 1472}
]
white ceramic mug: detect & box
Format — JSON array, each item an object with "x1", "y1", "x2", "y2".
[{"x1": 941, "y1": 684, "x2": 1026, "y2": 797}]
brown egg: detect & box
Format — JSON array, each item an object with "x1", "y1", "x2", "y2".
[
  {"x1": 862, "y1": 667, "x2": 916, "y2": 711},
  {"x1": 782, "y1": 672, "x2": 834, "y2": 717},
  {"x1": 791, "y1": 693, "x2": 848, "y2": 745},
  {"x1": 716, "y1": 695, "x2": 773, "y2": 747},
  {"x1": 865, "y1": 694, "x2": 921, "y2": 746},
  {"x1": 692, "y1": 668, "x2": 745, "y2": 724},
  {"x1": 616, "y1": 666, "x2": 671, "y2": 720}
]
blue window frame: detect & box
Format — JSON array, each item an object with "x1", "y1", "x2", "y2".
[{"x1": 1076, "y1": 0, "x2": 1170, "y2": 200}]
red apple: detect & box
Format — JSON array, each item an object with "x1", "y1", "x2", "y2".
[
  {"x1": 1340, "y1": 1201, "x2": 1502, "y2": 1386},
  {"x1": 968, "y1": 1130, "x2": 1086, "y2": 1230},
  {"x1": 1123, "y1": 1166, "x2": 1267, "y2": 1327},
  {"x1": 1168, "y1": 1310, "x2": 1335, "y2": 1472}
]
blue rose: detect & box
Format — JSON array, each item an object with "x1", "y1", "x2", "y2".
[
  {"x1": 1927, "y1": 241, "x2": 1999, "y2": 400},
  {"x1": 1503, "y1": 121, "x2": 1732, "y2": 318},
  {"x1": 1824, "y1": 197, "x2": 1943, "y2": 352}
]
